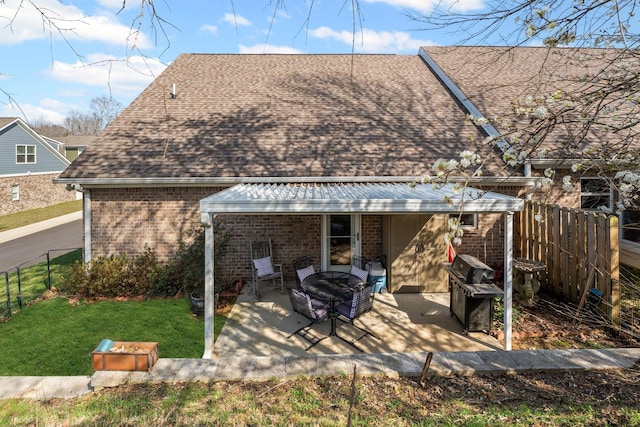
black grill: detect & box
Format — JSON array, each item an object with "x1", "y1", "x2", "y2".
[{"x1": 447, "y1": 254, "x2": 503, "y2": 334}]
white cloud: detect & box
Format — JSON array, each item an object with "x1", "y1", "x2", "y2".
[
  {"x1": 222, "y1": 13, "x2": 252, "y2": 27},
  {"x1": 1, "y1": 100, "x2": 68, "y2": 125},
  {"x1": 310, "y1": 26, "x2": 435, "y2": 53},
  {"x1": 50, "y1": 53, "x2": 167, "y2": 97},
  {"x1": 364, "y1": 0, "x2": 485, "y2": 14},
  {"x1": 239, "y1": 44, "x2": 302, "y2": 54},
  {"x1": 0, "y1": 0, "x2": 151, "y2": 47},
  {"x1": 200, "y1": 24, "x2": 219, "y2": 36}
]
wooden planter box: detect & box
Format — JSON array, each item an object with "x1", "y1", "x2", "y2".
[{"x1": 92, "y1": 341, "x2": 158, "y2": 372}]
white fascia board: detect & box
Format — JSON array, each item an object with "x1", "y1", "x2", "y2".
[
  {"x1": 53, "y1": 175, "x2": 539, "y2": 187},
  {"x1": 200, "y1": 199, "x2": 524, "y2": 214}
]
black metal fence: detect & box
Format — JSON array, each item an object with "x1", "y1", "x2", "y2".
[{"x1": 1, "y1": 248, "x2": 82, "y2": 320}]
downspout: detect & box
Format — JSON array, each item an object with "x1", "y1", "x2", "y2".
[
  {"x1": 202, "y1": 212, "x2": 215, "y2": 359},
  {"x1": 83, "y1": 190, "x2": 91, "y2": 262},
  {"x1": 503, "y1": 212, "x2": 514, "y2": 351}
]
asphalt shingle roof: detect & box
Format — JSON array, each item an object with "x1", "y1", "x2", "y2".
[
  {"x1": 59, "y1": 54, "x2": 498, "y2": 181},
  {"x1": 422, "y1": 46, "x2": 640, "y2": 159}
]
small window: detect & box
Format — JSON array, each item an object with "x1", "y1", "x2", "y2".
[
  {"x1": 16, "y1": 145, "x2": 36, "y2": 164},
  {"x1": 621, "y1": 209, "x2": 640, "y2": 244},
  {"x1": 11, "y1": 185, "x2": 19, "y2": 201},
  {"x1": 450, "y1": 213, "x2": 477, "y2": 229},
  {"x1": 580, "y1": 178, "x2": 611, "y2": 211}
]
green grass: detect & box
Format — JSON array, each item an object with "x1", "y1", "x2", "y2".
[
  {"x1": 0, "y1": 296, "x2": 226, "y2": 375},
  {"x1": 0, "y1": 199, "x2": 82, "y2": 232},
  {"x1": 1, "y1": 249, "x2": 82, "y2": 316}
]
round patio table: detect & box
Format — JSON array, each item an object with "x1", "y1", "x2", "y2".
[{"x1": 301, "y1": 271, "x2": 366, "y2": 337}]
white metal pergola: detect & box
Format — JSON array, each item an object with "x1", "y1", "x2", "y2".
[{"x1": 199, "y1": 182, "x2": 524, "y2": 358}]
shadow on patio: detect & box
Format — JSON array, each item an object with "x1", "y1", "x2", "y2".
[{"x1": 213, "y1": 285, "x2": 502, "y2": 358}]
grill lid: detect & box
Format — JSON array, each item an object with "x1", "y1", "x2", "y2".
[{"x1": 450, "y1": 254, "x2": 495, "y2": 284}]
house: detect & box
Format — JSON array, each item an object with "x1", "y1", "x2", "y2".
[
  {"x1": 54, "y1": 47, "x2": 638, "y2": 354},
  {"x1": 420, "y1": 46, "x2": 640, "y2": 268},
  {"x1": 53, "y1": 135, "x2": 95, "y2": 161},
  {"x1": 0, "y1": 117, "x2": 76, "y2": 215}
]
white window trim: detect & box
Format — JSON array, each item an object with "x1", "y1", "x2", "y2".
[
  {"x1": 321, "y1": 214, "x2": 361, "y2": 271},
  {"x1": 11, "y1": 185, "x2": 19, "y2": 201},
  {"x1": 450, "y1": 212, "x2": 478, "y2": 229},
  {"x1": 579, "y1": 177, "x2": 612, "y2": 211},
  {"x1": 16, "y1": 144, "x2": 36, "y2": 164}
]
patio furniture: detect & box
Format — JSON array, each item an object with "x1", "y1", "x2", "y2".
[
  {"x1": 293, "y1": 255, "x2": 316, "y2": 286},
  {"x1": 335, "y1": 282, "x2": 379, "y2": 351},
  {"x1": 250, "y1": 239, "x2": 285, "y2": 297},
  {"x1": 301, "y1": 271, "x2": 370, "y2": 351},
  {"x1": 287, "y1": 287, "x2": 330, "y2": 350}
]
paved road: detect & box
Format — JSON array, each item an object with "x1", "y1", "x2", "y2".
[{"x1": 0, "y1": 218, "x2": 82, "y2": 272}]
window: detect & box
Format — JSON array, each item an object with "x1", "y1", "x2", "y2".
[
  {"x1": 16, "y1": 145, "x2": 36, "y2": 164},
  {"x1": 580, "y1": 178, "x2": 611, "y2": 211},
  {"x1": 323, "y1": 214, "x2": 361, "y2": 271},
  {"x1": 11, "y1": 185, "x2": 19, "y2": 201},
  {"x1": 449, "y1": 213, "x2": 477, "y2": 229},
  {"x1": 621, "y1": 209, "x2": 640, "y2": 244}
]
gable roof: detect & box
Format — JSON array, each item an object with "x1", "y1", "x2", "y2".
[
  {"x1": 57, "y1": 54, "x2": 511, "y2": 184},
  {"x1": 421, "y1": 46, "x2": 640, "y2": 165},
  {"x1": 0, "y1": 117, "x2": 71, "y2": 175}
]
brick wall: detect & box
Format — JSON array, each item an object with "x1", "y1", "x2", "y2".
[
  {"x1": 89, "y1": 187, "x2": 217, "y2": 260},
  {"x1": 0, "y1": 174, "x2": 77, "y2": 215},
  {"x1": 90, "y1": 184, "x2": 575, "y2": 286}
]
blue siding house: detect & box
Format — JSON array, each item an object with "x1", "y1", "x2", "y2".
[{"x1": 0, "y1": 117, "x2": 76, "y2": 215}]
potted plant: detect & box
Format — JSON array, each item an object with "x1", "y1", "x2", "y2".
[{"x1": 166, "y1": 223, "x2": 231, "y2": 315}]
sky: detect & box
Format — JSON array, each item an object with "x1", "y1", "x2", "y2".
[{"x1": 0, "y1": 0, "x2": 496, "y2": 125}]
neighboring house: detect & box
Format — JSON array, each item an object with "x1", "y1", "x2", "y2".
[
  {"x1": 51, "y1": 135, "x2": 95, "y2": 161},
  {"x1": 0, "y1": 117, "x2": 76, "y2": 215},
  {"x1": 420, "y1": 46, "x2": 640, "y2": 268}
]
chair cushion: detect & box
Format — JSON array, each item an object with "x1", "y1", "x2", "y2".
[
  {"x1": 296, "y1": 265, "x2": 315, "y2": 282},
  {"x1": 253, "y1": 256, "x2": 274, "y2": 277},
  {"x1": 350, "y1": 265, "x2": 369, "y2": 282}
]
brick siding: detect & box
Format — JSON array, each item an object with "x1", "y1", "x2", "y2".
[
  {"x1": 89, "y1": 185, "x2": 542, "y2": 286},
  {"x1": 0, "y1": 174, "x2": 77, "y2": 215}
]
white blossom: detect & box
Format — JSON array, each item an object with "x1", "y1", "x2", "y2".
[
  {"x1": 533, "y1": 106, "x2": 548, "y2": 119},
  {"x1": 562, "y1": 175, "x2": 573, "y2": 192}
]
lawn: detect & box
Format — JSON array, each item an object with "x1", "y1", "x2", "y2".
[
  {"x1": 0, "y1": 296, "x2": 226, "y2": 375},
  {"x1": 0, "y1": 200, "x2": 82, "y2": 232}
]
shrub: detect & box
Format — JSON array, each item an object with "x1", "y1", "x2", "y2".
[
  {"x1": 61, "y1": 247, "x2": 163, "y2": 298},
  {"x1": 157, "y1": 223, "x2": 232, "y2": 297},
  {"x1": 59, "y1": 223, "x2": 232, "y2": 299}
]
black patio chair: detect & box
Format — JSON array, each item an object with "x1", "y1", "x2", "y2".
[
  {"x1": 292, "y1": 255, "x2": 316, "y2": 286},
  {"x1": 335, "y1": 282, "x2": 379, "y2": 350},
  {"x1": 287, "y1": 287, "x2": 330, "y2": 350}
]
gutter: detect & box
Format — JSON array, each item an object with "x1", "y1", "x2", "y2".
[{"x1": 53, "y1": 175, "x2": 542, "y2": 188}]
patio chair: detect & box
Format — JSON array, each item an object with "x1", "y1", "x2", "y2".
[
  {"x1": 335, "y1": 282, "x2": 379, "y2": 349},
  {"x1": 293, "y1": 255, "x2": 316, "y2": 286},
  {"x1": 250, "y1": 239, "x2": 285, "y2": 297},
  {"x1": 287, "y1": 287, "x2": 330, "y2": 350}
]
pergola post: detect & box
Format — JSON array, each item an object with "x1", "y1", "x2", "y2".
[
  {"x1": 202, "y1": 212, "x2": 215, "y2": 358},
  {"x1": 503, "y1": 212, "x2": 514, "y2": 351}
]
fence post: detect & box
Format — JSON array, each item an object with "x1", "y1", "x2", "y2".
[
  {"x1": 16, "y1": 267, "x2": 22, "y2": 310},
  {"x1": 609, "y1": 215, "x2": 620, "y2": 326},
  {"x1": 3, "y1": 271, "x2": 10, "y2": 318},
  {"x1": 46, "y1": 251, "x2": 52, "y2": 290}
]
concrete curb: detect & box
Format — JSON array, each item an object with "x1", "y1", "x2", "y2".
[{"x1": 2, "y1": 348, "x2": 639, "y2": 400}]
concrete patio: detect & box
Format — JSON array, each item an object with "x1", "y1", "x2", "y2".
[{"x1": 212, "y1": 284, "x2": 503, "y2": 358}]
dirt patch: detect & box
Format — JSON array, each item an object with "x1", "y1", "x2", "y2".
[{"x1": 503, "y1": 293, "x2": 640, "y2": 350}]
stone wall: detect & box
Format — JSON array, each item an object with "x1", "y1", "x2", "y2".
[{"x1": 0, "y1": 174, "x2": 77, "y2": 215}]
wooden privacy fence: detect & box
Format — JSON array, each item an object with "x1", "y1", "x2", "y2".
[{"x1": 515, "y1": 201, "x2": 620, "y2": 324}]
